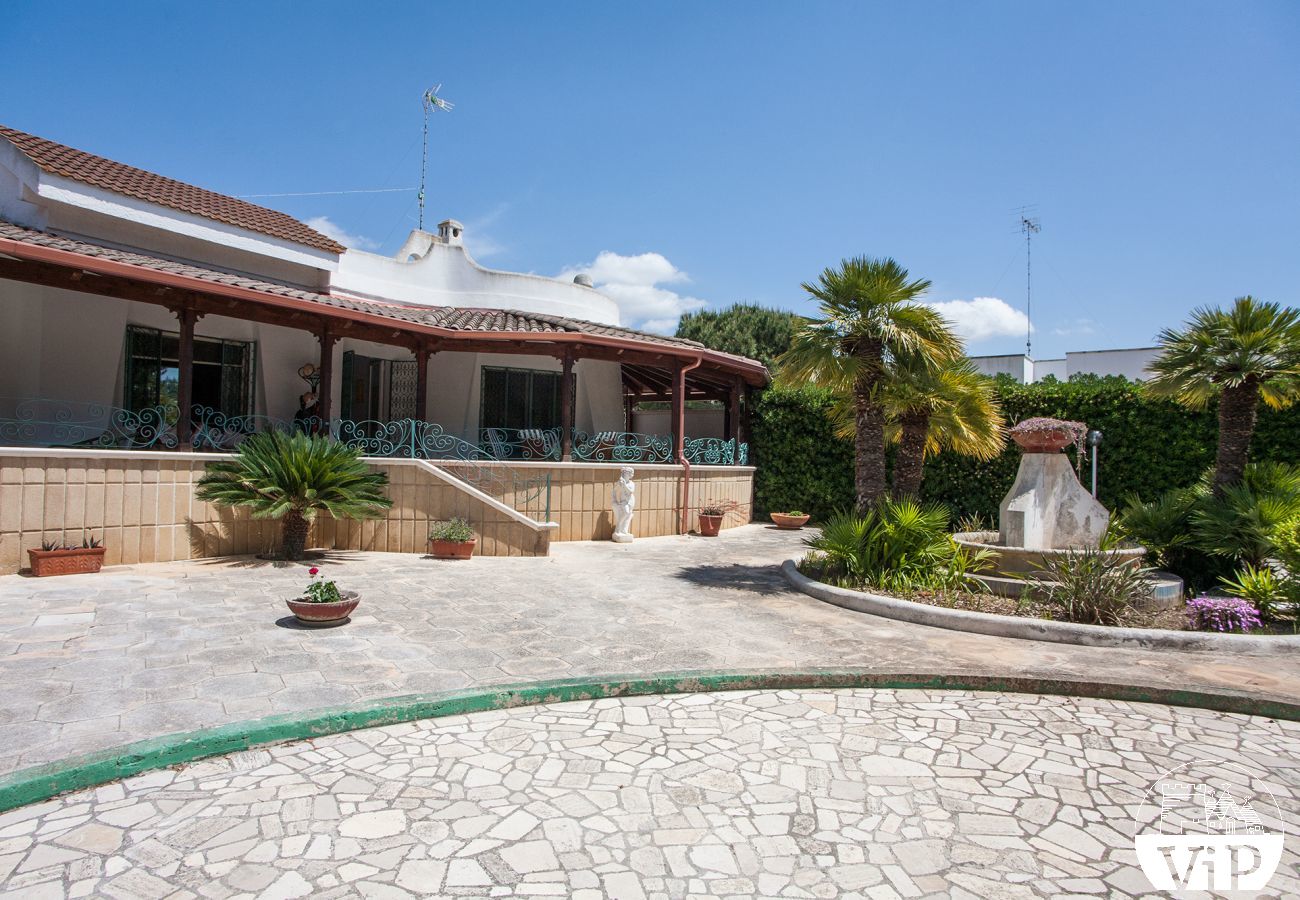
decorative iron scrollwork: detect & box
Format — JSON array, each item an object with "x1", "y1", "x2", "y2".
[{"x1": 572, "y1": 431, "x2": 674, "y2": 463}]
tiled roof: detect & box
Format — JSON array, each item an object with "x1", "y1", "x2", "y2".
[
  {"x1": 0, "y1": 125, "x2": 346, "y2": 254},
  {"x1": 0, "y1": 222, "x2": 762, "y2": 371}
]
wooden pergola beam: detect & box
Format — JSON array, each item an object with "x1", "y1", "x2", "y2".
[{"x1": 0, "y1": 255, "x2": 764, "y2": 386}]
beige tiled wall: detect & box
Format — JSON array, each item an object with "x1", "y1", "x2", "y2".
[
  {"x1": 312, "y1": 462, "x2": 550, "y2": 559},
  {"x1": 441, "y1": 461, "x2": 755, "y2": 541},
  {"x1": 0, "y1": 453, "x2": 552, "y2": 574},
  {"x1": 0, "y1": 452, "x2": 754, "y2": 574}
]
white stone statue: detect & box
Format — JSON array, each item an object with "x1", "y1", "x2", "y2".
[{"x1": 611, "y1": 467, "x2": 635, "y2": 543}]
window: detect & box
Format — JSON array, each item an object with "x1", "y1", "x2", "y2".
[
  {"x1": 480, "y1": 366, "x2": 563, "y2": 431},
  {"x1": 124, "y1": 326, "x2": 254, "y2": 417},
  {"x1": 340, "y1": 351, "x2": 417, "y2": 421}
]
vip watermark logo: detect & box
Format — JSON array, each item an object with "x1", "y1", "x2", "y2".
[{"x1": 1133, "y1": 759, "x2": 1286, "y2": 892}]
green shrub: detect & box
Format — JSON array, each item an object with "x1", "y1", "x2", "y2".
[
  {"x1": 196, "y1": 431, "x2": 392, "y2": 561},
  {"x1": 1273, "y1": 517, "x2": 1300, "y2": 580},
  {"x1": 429, "y1": 518, "x2": 474, "y2": 542},
  {"x1": 1023, "y1": 547, "x2": 1152, "y2": 626},
  {"x1": 748, "y1": 374, "x2": 1300, "y2": 533},
  {"x1": 1115, "y1": 487, "x2": 1227, "y2": 592},
  {"x1": 749, "y1": 385, "x2": 854, "y2": 520},
  {"x1": 923, "y1": 376, "x2": 1198, "y2": 518},
  {"x1": 1116, "y1": 462, "x2": 1300, "y2": 592},
  {"x1": 1219, "y1": 564, "x2": 1294, "y2": 624},
  {"x1": 799, "y1": 500, "x2": 990, "y2": 595},
  {"x1": 675, "y1": 303, "x2": 803, "y2": 370}
]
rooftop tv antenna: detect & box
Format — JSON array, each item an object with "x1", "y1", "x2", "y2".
[
  {"x1": 418, "y1": 85, "x2": 455, "y2": 231},
  {"x1": 1018, "y1": 208, "x2": 1040, "y2": 357}
]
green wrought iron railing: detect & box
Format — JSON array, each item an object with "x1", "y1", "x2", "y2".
[
  {"x1": 573, "y1": 430, "x2": 674, "y2": 463},
  {"x1": 0, "y1": 399, "x2": 748, "y2": 468}
]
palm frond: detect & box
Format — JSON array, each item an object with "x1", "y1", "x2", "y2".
[
  {"x1": 1146, "y1": 296, "x2": 1300, "y2": 409},
  {"x1": 196, "y1": 431, "x2": 393, "y2": 522}
]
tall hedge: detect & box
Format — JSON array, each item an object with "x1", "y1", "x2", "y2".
[
  {"x1": 749, "y1": 386, "x2": 853, "y2": 520},
  {"x1": 749, "y1": 376, "x2": 1300, "y2": 522}
]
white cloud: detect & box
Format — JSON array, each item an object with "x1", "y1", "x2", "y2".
[
  {"x1": 464, "y1": 232, "x2": 505, "y2": 259},
  {"x1": 558, "y1": 251, "x2": 707, "y2": 334},
  {"x1": 463, "y1": 203, "x2": 510, "y2": 260},
  {"x1": 925, "y1": 296, "x2": 1030, "y2": 344},
  {"x1": 304, "y1": 216, "x2": 378, "y2": 251}
]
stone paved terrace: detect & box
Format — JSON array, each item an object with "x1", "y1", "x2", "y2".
[
  {"x1": 1, "y1": 688, "x2": 1297, "y2": 898},
  {"x1": 2, "y1": 525, "x2": 1299, "y2": 776}
]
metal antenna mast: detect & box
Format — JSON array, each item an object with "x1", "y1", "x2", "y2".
[
  {"x1": 1019, "y1": 211, "x2": 1040, "y2": 357},
  {"x1": 418, "y1": 85, "x2": 455, "y2": 231}
]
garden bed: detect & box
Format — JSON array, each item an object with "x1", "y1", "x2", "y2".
[
  {"x1": 898, "y1": 587, "x2": 1191, "y2": 631},
  {"x1": 783, "y1": 561, "x2": 1300, "y2": 652}
]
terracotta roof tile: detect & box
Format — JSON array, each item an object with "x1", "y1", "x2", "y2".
[
  {"x1": 0, "y1": 125, "x2": 346, "y2": 254},
  {"x1": 0, "y1": 222, "x2": 766, "y2": 375}
]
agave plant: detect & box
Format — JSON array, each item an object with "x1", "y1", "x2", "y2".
[
  {"x1": 196, "y1": 431, "x2": 392, "y2": 560},
  {"x1": 1023, "y1": 547, "x2": 1152, "y2": 627}
]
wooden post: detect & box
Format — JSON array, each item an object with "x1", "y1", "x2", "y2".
[
  {"x1": 415, "y1": 343, "x2": 429, "y2": 423},
  {"x1": 624, "y1": 393, "x2": 636, "y2": 433},
  {"x1": 560, "y1": 348, "x2": 575, "y2": 461},
  {"x1": 671, "y1": 361, "x2": 686, "y2": 461},
  {"x1": 728, "y1": 379, "x2": 743, "y2": 465},
  {"x1": 176, "y1": 307, "x2": 197, "y2": 450},
  {"x1": 317, "y1": 323, "x2": 336, "y2": 428}
]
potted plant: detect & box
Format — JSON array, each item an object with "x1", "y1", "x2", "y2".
[
  {"x1": 698, "y1": 504, "x2": 726, "y2": 537},
  {"x1": 27, "y1": 533, "x2": 107, "y2": 577},
  {"x1": 428, "y1": 518, "x2": 476, "y2": 559},
  {"x1": 770, "y1": 510, "x2": 811, "y2": 530},
  {"x1": 196, "y1": 431, "x2": 393, "y2": 561},
  {"x1": 286, "y1": 566, "x2": 360, "y2": 627}
]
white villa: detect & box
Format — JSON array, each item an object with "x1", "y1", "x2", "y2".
[{"x1": 0, "y1": 125, "x2": 763, "y2": 571}]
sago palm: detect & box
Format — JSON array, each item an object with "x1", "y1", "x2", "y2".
[
  {"x1": 830, "y1": 356, "x2": 1005, "y2": 500},
  {"x1": 777, "y1": 257, "x2": 962, "y2": 510},
  {"x1": 196, "y1": 430, "x2": 393, "y2": 560},
  {"x1": 1146, "y1": 297, "x2": 1300, "y2": 494}
]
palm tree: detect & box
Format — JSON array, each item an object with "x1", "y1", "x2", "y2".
[
  {"x1": 196, "y1": 430, "x2": 393, "y2": 560},
  {"x1": 1146, "y1": 297, "x2": 1300, "y2": 494},
  {"x1": 831, "y1": 357, "x2": 1005, "y2": 500},
  {"x1": 778, "y1": 257, "x2": 962, "y2": 510}
]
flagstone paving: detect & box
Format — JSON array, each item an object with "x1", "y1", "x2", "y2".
[
  {"x1": 2, "y1": 524, "x2": 1299, "y2": 776},
  {"x1": 1, "y1": 688, "x2": 1296, "y2": 898}
]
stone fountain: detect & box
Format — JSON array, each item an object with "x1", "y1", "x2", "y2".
[{"x1": 953, "y1": 417, "x2": 1159, "y2": 598}]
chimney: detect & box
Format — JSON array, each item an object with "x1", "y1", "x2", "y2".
[{"x1": 437, "y1": 219, "x2": 464, "y2": 247}]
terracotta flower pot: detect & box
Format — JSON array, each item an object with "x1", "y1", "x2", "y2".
[
  {"x1": 770, "y1": 513, "x2": 811, "y2": 530},
  {"x1": 27, "y1": 547, "x2": 107, "y2": 577},
  {"x1": 1011, "y1": 429, "x2": 1074, "y2": 453},
  {"x1": 698, "y1": 513, "x2": 724, "y2": 537},
  {"x1": 286, "y1": 590, "x2": 360, "y2": 627},
  {"x1": 429, "y1": 538, "x2": 476, "y2": 560}
]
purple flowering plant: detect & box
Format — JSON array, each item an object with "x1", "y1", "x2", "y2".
[{"x1": 1185, "y1": 593, "x2": 1262, "y2": 633}]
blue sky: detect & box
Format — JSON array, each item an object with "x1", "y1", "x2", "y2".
[{"x1": 2, "y1": 1, "x2": 1297, "y2": 357}]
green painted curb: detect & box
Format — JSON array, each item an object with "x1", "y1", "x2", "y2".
[{"x1": 2, "y1": 668, "x2": 1297, "y2": 814}]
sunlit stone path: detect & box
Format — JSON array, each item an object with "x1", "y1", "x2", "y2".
[
  {"x1": 3, "y1": 525, "x2": 1299, "y2": 778},
  {"x1": 1, "y1": 688, "x2": 1296, "y2": 898}
]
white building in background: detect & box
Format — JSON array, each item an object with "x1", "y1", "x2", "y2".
[{"x1": 969, "y1": 347, "x2": 1160, "y2": 384}]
